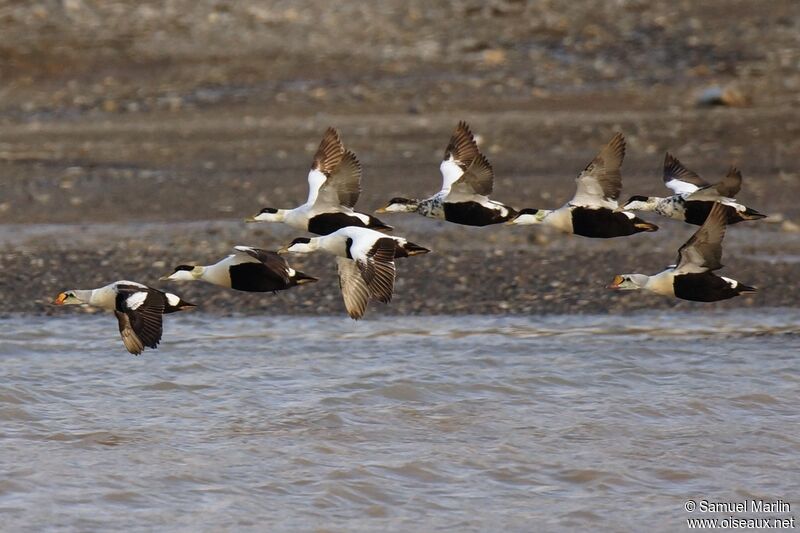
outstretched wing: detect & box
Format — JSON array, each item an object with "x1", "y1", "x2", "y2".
[
  {"x1": 439, "y1": 121, "x2": 481, "y2": 192},
  {"x1": 714, "y1": 166, "x2": 742, "y2": 198},
  {"x1": 675, "y1": 202, "x2": 729, "y2": 273},
  {"x1": 663, "y1": 153, "x2": 709, "y2": 194},
  {"x1": 356, "y1": 238, "x2": 396, "y2": 304},
  {"x1": 307, "y1": 127, "x2": 345, "y2": 204},
  {"x1": 314, "y1": 150, "x2": 362, "y2": 208},
  {"x1": 570, "y1": 132, "x2": 625, "y2": 208},
  {"x1": 336, "y1": 257, "x2": 370, "y2": 320},
  {"x1": 450, "y1": 152, "x2": 494, "y2": 197},
  {"x1": 114, "y1": 285, "x2": 166, "y2": 355},
  {"x1": 234, "y1": 246, "x2": 292, "y2": 284}
]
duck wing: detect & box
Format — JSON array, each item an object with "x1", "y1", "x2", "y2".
[
  {"x1": 315, "y1": 150, "x2": 362, "y2": 208},
  {"x1": 674, "y1": 202, "x2": 729, "y2": 273},
  {"x1": 234, "y1": 246, "x2": 292, "y2": 284},
  {"x1": 114, "y1": 285, "x2": 166, "y2": 355},
  {"x1": 356, "y1": 237, "x2": 396, "y2": 304},
  {"x1": 570, "y1": 132, "x2": 625, "y2": 209},
  {"x1": 306, "y1": 127, "x2": 345, "y2": 205},
  {"x1": 663, "y1": 153, "x2": 709, "y2": 194},
  {"x1": 686, "y1": 167, "x2": 743, "y2": 203},
  {"x1": 439, "y1": 121, "x2": 481, "y2": 192},
  {"x1": 336, "y1": 257, "x2": 370, "y2": 320},
  {"x1": 450, "y1": 152, "x2": 494, "y2": 197}
]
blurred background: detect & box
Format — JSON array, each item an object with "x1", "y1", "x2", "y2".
[{"x1": 1, "y1": 0, "x2": 799, "y2": 314}]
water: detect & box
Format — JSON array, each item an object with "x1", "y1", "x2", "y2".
[{"x1": 1, "y1": 311, "x2": 799, "y2": 532}]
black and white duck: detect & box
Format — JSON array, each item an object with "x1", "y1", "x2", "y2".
[
  {"x1": 608, "y1": 202, "x2": 756, "y2": 302},
  {"x1": 161, "y1": 246, "x2": 317, "y2": 292},
  {"x1": 278, "y1": 226, "x2": 429, "y2": 319},
  {"x1": 507, "y1": 133, "x2": 659, "y2": 238},
  {"x1": 621, "y1": 152, "x2": 766, "y2": 226},
  {"x1": 53, "y1": 281, "x2": 195, "y2": 355},
  {"x1": 247, "y1": 127, "x2": 391, "y2": 235},
  {"x1": 376, "y1": 121, "x2": 517, "y2": 226}
]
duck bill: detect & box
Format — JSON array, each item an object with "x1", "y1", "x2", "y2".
[
  {"x1": 276, "y1": 246, "x2": 290, "y2": 254},
  {"x1": 374, "y1": 207, "x2": 388, "y2": 214},
  {"x1": 53, "y1": 292, "x2": 67, "y2": 305},
  {"x1": 244, "y1": 215, "x2": 258, "y2": 223},
  {"x1": 606, "y1": 275, "x2": 624, "y2": 290}
]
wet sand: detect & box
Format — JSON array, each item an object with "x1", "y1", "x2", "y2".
[{"x1": 1, "y1": 0, "x2": 799, "y2": 317}]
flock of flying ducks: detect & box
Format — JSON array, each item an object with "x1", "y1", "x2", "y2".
[{"x1": 53, "y1": 122, "x2": 765, "y2": 354}]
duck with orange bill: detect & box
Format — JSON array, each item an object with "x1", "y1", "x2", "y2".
[{"x1": 608, "y1": 202, "x2": 756, "y2": 302}]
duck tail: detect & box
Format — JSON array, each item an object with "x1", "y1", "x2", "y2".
[
  {"x1": 741, "y1": 207, "x2": 767, "y2": 221},
  {"x1": 737, "y1": 283, "x2": 758, "y2": 294},
  {"x1": 368, "y1": 216, "x2": 394, "y2": 233},
  {"x1": 292, "y1": 270, "x2": 319, "y2": 285},
  {"x1": 634, "y1": 219, "x2": 659, "y2": 232},
  {"x1": 165, "y1": 295, "x2": 196, "y2": 313},
  {"x1": 399, "y1": 241, "x2": 431, "y2": 257}
]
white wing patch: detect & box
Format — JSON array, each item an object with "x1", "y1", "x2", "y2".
[
  {"x1": 306, "y1": 168, "x2": 328, "y2": 205},
  {"x1": 664, "y1": 178, "x2": 700, "y2": 195},
  {"x1": 439, "y1": 157, "x2": 464, "y2": 192},
  {"x1": 125, "y1": 292, "x2": 148, "y2": 310}
]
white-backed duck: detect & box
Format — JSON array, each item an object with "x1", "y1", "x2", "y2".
[
  {"x1": 621, "y1": 152, "x2": 766, "y2": 226},
  {"x1": 161, "y1": 246, "x2": 317, "y2": 292},
  {"x1": 376, "y1": 121, "x2": 517, "y2": 226},
  {"x1": 279, "y1": 226, "x2": 429, "y2": 319},
  {"x1": 248, "y1": 127, "x2": 391, "y2": 235},
  {"x1": 507, "y1": 133, "x2": 659, "y2": 238}
]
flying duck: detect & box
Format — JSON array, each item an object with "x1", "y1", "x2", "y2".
[
  {"x1": 161, "y1": 246, "x2": 317, "y2": 292},
  {"x1": 376, "y1": 121, "x2": 517, "y2": 226},
  {"x1": 247, "y1": 127, "x2": 392, "y2": 235},
  {"x1": 608, "y1": 202, "x2": 756, "y2": 302},
  {"x1": 621, "y1": 153, "x2": 766, "y2": 226},
  {"x1": 278, "y1": 227, "x2": 430, "y2": 319},
  {"x1": 507, "y1": 133, "x2": 659, "y2": 238},
  {"x1": 53, "y1": 281, "x2": 195, "y2": 355}
]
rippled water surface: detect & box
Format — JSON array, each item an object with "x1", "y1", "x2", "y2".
[{"x1": 1, "y1": 311, "x2": 799, "y2": 531}]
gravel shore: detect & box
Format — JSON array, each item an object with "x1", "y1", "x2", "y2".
[{"x1": 1, "y1": 0, "x2": 799, "y2": 317}]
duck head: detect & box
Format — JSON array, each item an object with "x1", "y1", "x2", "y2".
[
  {"x1": 278, "y1": 237, "x2": 319, "y2": 254},
  {"x1": 246, "y1": 207, "x2": 287, "y2": 223},
  {"x1": 607, "y1": 274, "x2": 649, "y2": 291},
  {"x1": 375, "y1": 198, "x2": 419, "y2": 214},
  {"x1": 621, "y1": 195, "x2": 659, "y2": 212},
  {"x1": 160, "y1": 265, "x2": 204, "y2": 281}
]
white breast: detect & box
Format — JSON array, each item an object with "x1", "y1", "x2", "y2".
[
  {"x1": 543, "y1": 207, "x2": 574, "y2": 233},
  {"x1": 645, "y1": 270, "x2": 676, "y2": 297}
]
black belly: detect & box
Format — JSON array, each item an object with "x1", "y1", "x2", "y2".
[
  {"x1": 685, "y1": 201, "x2": 753, "y2": 226},
  {"x1": 673, "y1": 272, "x2": 748, "y2": 302},
  {"x1": 570, "y1": 207, "x2": 654, "y2": 238},
  {"x1": 443, "y1": 202, "x2": 516, "y2": 226},
  {"x1": 683, "y1": 201, "x2": 714, "y2": 226},
  {"x1": 308, "y1": 212, "x2": 388, "y2": 235},
  {"x1": 229, "y1": 263, "x2": 291, "y2": 292}
]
